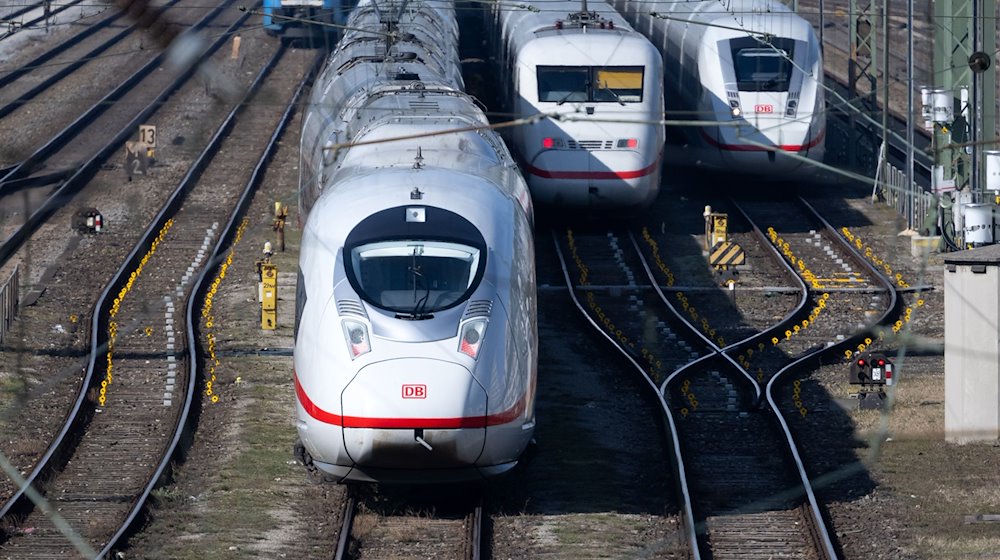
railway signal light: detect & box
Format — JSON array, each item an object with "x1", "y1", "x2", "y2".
[
  {"x1": 848, "y1": 352, "x2": 893, "y2": 386},
  {"x1": 73, "y1": 208, "x2": 105, "y2": 233}
]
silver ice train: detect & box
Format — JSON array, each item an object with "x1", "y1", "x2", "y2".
[
  {"x1": 294, "y1": 0, "x2": 537, "y2": 483},
  {"x1": 610, "y1": 0, "x2": 825, "y2": 175},
  {"x1": 492, "y1": 0, "x2": 665, "y2": 208}
]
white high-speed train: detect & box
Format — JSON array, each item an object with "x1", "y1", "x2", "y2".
[
  {"x1": 294, "y1": 0, "x2": 537, "y2": 483},
  {"x1": 492, "y1": 0, "x2": 665, "y2": 208},
  {"x1": 610, "y1": 0, "x2": 825, "y2": 175}
]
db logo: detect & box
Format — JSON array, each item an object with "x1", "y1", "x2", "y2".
[
  {"x1": 402, "y1": 384, "x2": 427, "y2": 399},
  {"x1": 754, "y1": 104, "x2": 774, "y2": 113}
]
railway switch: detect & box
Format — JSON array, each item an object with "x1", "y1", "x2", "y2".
[{"x1": 73, "y1": 208, "x2": 105, "y2": 233}]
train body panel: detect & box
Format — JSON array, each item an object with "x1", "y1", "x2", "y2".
[
  {"x1": 295, "y1": 0, "x2": 536, "y2": 484},
  {"x1": 493, "y1": 0, "x2": 665, "y2": 209},
  {"x1": 610, "y1": 0, "x2": 825, "y2": 176}
]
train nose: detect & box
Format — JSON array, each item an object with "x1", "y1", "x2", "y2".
[{"x1": 341, "y1": 358, "x2": 488, "y2": 469}]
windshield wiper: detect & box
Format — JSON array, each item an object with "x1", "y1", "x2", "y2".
[
  {"x1": 406, "y1": 251, "x2": 431, "y2": 319},
  {"x1": 556, "y1": 89, "x2": 583, "y2": 106},
  {"x1": 598, "y1": 81, "x2": 626, "y2": 106}
]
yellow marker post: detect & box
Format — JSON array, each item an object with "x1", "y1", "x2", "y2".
[
  {"x1": 261, "y1": 263, "x2": 277, "y2": 330},
  {"x1": 703, "y1": 206, "x2": 729, "y2": 250}
]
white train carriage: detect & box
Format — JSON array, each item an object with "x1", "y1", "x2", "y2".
[
  {"x1": 295, "y1": 0, "x2": 537, "y2": 484},
  {"x1": 493, "y1": 0, "x2": 665, "y2": 209},
  {"x1": 610, "y1": 0, "x2": 825, "y2": 175}
]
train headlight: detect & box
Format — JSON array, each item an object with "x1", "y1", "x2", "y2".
[
  {"x1": 342, "y1": 320, "x2": 371, "y2": 360},
  {"x1": 458, "y1": 319, "x2": 488, "y2": 359},
  {"x1": 616, "y1": 138, "x2": 638, "y2": 149}
]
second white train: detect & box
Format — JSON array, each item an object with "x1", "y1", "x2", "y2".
[{"x1": 492, "y1": 0, "x2": 666, "y2": 209}]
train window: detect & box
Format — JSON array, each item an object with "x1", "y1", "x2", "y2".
[
  {"x1": 731, "y1": 38, "x2": 795, "y2": 92},
  {"x1": 593, "y1": 67, "x2": 643, "y2": 103},
  {"x1": 537, "y1": 66, "x2": 644, "y2": 103},
  {"x1": 537, "y1": 66, "x2": 589, "y2": 103},
  {"x1": 349, "y1": 241, "x2": 483, "y2": 315}
]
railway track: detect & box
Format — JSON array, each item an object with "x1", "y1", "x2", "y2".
[
  {"x1": 0, "y1": 0, "x2": 183, "y2": 121},
  {"x1": 0, "y1": 2, "x2": 251, "y2": 259},
  {"x1": 550, "y1": 190, "x2": 906, "y2": 558},
  {"x1": 0, "y1": 0, "x2": 90, "y2": 41},
  {"x1": 333, "y1": 487, "x2": 485, "y2": 560},
  {"x1": 0, "y1": 3, "x2": 266, "y2": 509},
  {"x1": 0, "y1": 42, "x2": 318, "y2": 558},
  {"x1": 553, "y1": 223, "x2": 834, "y2": 558},
  {"x1": 0, "y1": 0, "x2": 242, "y2": 187}
]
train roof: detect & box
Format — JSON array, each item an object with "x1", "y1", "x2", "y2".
[
  {"x1": 650, "y1": 0, "x2": 814, "y2": 38},
  {"x1": 500, "y1": 0, "x2": 638, "y2": 39},
  {"x1": 514, "y1": 29, "x2": 661, "y2": 66},
  {"x1": 305, "y1": 167, "x2": 524, "y2": 243}
]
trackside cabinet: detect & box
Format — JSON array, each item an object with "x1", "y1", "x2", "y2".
[{"x1": 944, "y1": 245, "x2": 1000, "y2": 443}]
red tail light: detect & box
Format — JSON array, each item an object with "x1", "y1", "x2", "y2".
[{"x1": 542, "y1": 137, "x2": 554, "y2": 149}]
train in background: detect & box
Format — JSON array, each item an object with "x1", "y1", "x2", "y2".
[
  {"x1": 294, "y1": 0, "x2": 537, "y2": 484},
  {"x1": 609, "y1": 0, "x2": 825, "y2": 175},
  {"x1": 491, "y1": 0, "x2": 665, "y2": 209},
  {"x1": 262, "y1": 0, "x2": 349, "y2": 41}
]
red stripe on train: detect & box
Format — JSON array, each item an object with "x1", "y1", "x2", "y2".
[
  {"x1": 294, "y1": 372, "x2": 525, "y2": 429},
  {"x1": 524, "y1": 159, "x2": 660, "y2": 180},
  {"x1": 700, "y1": 127, "x2": 825, "y2": 152}
]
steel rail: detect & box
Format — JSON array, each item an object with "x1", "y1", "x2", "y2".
[
  {"x1": 0, "y1": 2, "x2": 252, "y2": 267},
  {"x1": 0, "y1": 0, "x2": 234, "y2": 191},
  {"x1": 0, "y1": 0, "x2": 184, "y2": 121},
  {"x1": 99, "y1": 44, "x2": 323, "y2": 558},
  {"x1": 550, "y1": 229, "x2": 701, "y2": 560},
  {"x1": 629, "y1": 230, "x2": 770, "y2": 400},
  {"x1": 0, "y1": 3, "x2": 257, "y2": 529},
  {"x1": 723, "y1": 200, "x2": 811, "y2": 388},
  {"x1": 333, "y1": 495, "x2": 357, "y2": 560},
  {"x1": 0, "y1": 1, "x2": 44, "y2": 24},
  {"x1": 468, "y1": 503, "x2": 483, "y2": 560},
  {"x1": 630, "y1": 226, "x2": 838, "y2": 560},
  {"x1": 0, "y1": 0, "x2": 87, "y2": 41},
  {"x1": 723, "y1": 195, "x2": 904, "y2": 560},
  {"x1": 0, "y1": 5, "x2": 127, "y2": 90}
]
